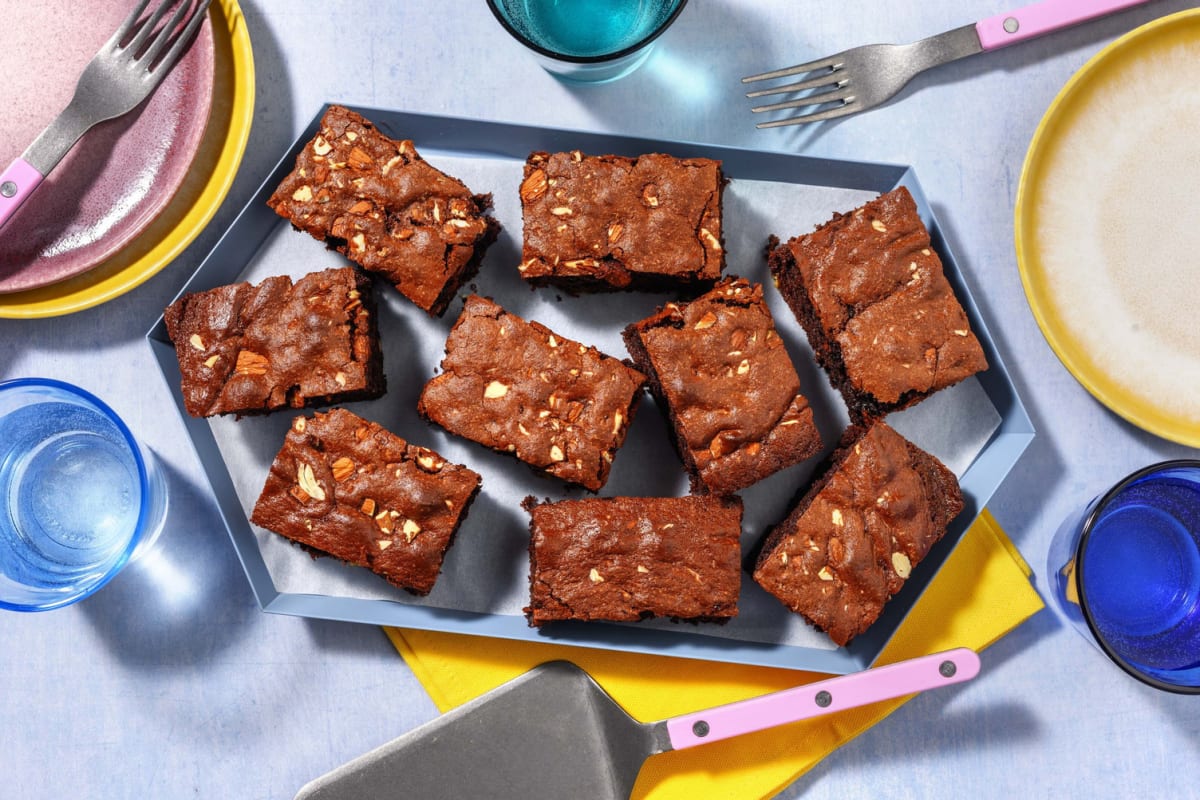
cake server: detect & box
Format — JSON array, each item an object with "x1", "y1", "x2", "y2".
[
  {"x1": 294, "y1": 648, "x2": 980, "y2": 800},
  {"x1": 744, "y1": 0, "x2": 1156, "y2": 127},
  {"x1": 0, "y1": 0, "x2": 211, "y2": 232}
]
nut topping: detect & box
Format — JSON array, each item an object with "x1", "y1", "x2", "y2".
[
  {"x1": 331, "y1": 457, "x2": 355, "y2": 482},
  {"x1": 892, "y1": 551, "x2": 912, "y2": 579},
  {"x1": 292, "y1": 185, "x2": 314, "y2": 202},
  {"x1": 483, "y1": 380, "x2": 509, "y2": 399},
  {"x1": 347, "y1": 146, "x2": 374, "y2": 169},
  {"x1": 296, "y1": 462, "x2": 326, "y2": 502},
  {"x1": 235, "y1": 350, "x2": 269, "y2": 376},
  {"x1": 589, "y1": 568, "x2": 604, "y2": 583},
  {"x1": 694, "y1": 311, "x2": 718, "y2": 330},
  {"x1": 188, "y1": 334, "x2": 205, "y2": 351},
  {"x1": 520, "y1": 169, "x2": 548, "y2": 202}
]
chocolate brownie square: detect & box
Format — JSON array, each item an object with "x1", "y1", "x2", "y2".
[
  {"x1": 417, "y1": 295, "x2": 645, "y2": 492},
  {"x1": 250, "y1": 409, "x2": 481, "y2": 596},
  {"x1": 268, "y1": 105, "x2": 500, "y2": 316},
  {"x1": 768, "y1": 186, "x2": 987, "y2": 420},
  {"x1": 623, "y1": 277, "x2": 823, "y2": 496},
  {"x1": 751, "y1": 421, "x2": 964, "y2": 646},
  {"x1": 163, "y1": 267, "x2": 384, "y2": 418},
  {"x1": 517, "y1": 150, "x2": 724, "y2": 291},
  {"x1": 525, "y1": 495, "x2": 743, "y2": 626}
]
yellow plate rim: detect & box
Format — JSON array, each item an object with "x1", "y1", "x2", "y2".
[
  {"x1": 1014, "y1": 8, "x2": 1200, "y2": 448},
  {"x1": 0, "y1": 0, "x2": 255, "y2": 319}
]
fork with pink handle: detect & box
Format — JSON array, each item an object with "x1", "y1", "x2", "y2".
[
  {"x1": 744, "y1": 0, "x2": 1157, "y2": 127},
  {"x1": 0, "y1": 0, "x2": 211, "y2": 231}
]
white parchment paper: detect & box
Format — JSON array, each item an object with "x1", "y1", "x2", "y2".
[{"x1": 208, "y1": 155, "x2": 1000, "y2": 652}]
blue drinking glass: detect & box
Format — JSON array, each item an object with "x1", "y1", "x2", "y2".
[
  {"x1": 486, "y1": 0, "x2": 689, "y2": 83},
  {"x1": 1048, "y1": 460, "x2": 1200, "y2": 693},
  {"x1": 0, "y1": 378, "x2": 168, "y2": 611}
]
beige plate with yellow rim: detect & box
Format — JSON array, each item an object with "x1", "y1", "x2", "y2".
[
  {"x1": 0, "y1": 0, "x2": 255, "y2": 319},
  {"x1": 1015, "y1": 8, "x2": 1200, "y2": 447}
]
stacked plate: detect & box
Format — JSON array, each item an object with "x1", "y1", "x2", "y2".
[{"x1": 0, "y1": 0, "x2": 254, "y2": 319}]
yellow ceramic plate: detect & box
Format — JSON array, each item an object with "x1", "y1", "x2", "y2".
[
  {"x1": 1016, "y1": 9, "x2": 1200, "y2": 447},
  {"x1": 0, "y1": 0, "x2": 254, "y2": 319}
]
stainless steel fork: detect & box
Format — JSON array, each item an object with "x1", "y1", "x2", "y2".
[
  {"x1": 744, "y1": 0, "x2": 1156, "y2": 128},
  {"x1": 0, "y1": 0, "x2": 212, "y2": 230}
]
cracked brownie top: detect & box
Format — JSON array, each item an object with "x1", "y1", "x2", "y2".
[
  {"x1": 770, "y1": 186, "x2": 987, "y2": 413},
  {"x1": 417, "y1": 295, "x2": 646, "y2": 492},
  {"x1": 518, "y1": 150, "x2": 725, "y2": 291},
  {"x1": 524, "y1": 494, "x2": 743, "y2": 626},
  {"x1": 623, "y1": 277, "x2": 822, "y2": 495}
]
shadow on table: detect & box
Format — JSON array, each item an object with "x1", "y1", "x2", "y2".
[
  {"x1": 555, "y1": 0, "x2": 845, "y2": 148},
  {"x1": 931, "y1": 200, "x2": 1066, "y2": 551},
  {"x1": 81, "y1": 459, "x2": 258, "y2": 667},
  {"x1": 790, "y1": 614, "x2": 1050, "y2": 798}
]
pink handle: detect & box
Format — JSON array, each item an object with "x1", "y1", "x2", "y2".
[
  {"x1": 0, "y1": 157, "x2": 45, "y2": 232},
  {"x1": 976, "y1": 0, "x2": 1154, "y2": 50},
  {"x1": 665, "y1": 648, "x2": 981, "y2": 750}
]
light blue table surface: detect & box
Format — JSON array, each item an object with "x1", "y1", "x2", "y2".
[{"x1": 2, "y1": 2, "x2": 1198, "y2": 797}]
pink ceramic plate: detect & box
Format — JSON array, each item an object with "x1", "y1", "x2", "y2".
[{"x1": 0, "y1": 1, "x2": 214, "y2": 294}]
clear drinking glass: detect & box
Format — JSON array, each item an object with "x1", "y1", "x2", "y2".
[
  {"x1": 0, "y1": 378, "x2": 168, "y2": 611},
  {"x1": 1047, "y1": 460, "x2": 1200, "y2": 692},
  {"x1": 486, "y1": 0, "x2": 689, "y2": 83}
]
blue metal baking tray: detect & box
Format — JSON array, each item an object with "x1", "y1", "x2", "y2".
[{"x1": 148, "y1": 106, "x2": 1033, "y2": 674}]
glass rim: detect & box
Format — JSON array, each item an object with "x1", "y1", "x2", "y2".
[
  {"x1": 1074, "y1": 458, "x2": 1200, "y2": 694},
  {"x1": 485, "y1": 0, "x2": 689, "y2": 64},
  {"x1": 0, "y1": 377, "x2": 154, "y2": 612}
]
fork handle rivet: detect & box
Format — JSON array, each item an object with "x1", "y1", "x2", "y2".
[
  {"x1": 815, "y1": 690, "x2": 833, "y2": 708},
  {"x1": 0, "y1": 181, "x2": 16, "y2": 198},
  {"x1": 1003, "y1": 17, "x2": 1020, "y2": 34},
  {"x1": 692, "y1": 720, "x2": 710, "y2": 738}
]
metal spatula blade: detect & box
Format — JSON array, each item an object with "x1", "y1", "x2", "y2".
[{"x1": 295, "y1": 649, "x2": 980, "y2": 800}]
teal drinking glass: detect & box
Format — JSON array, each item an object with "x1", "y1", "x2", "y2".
[
  {"x1": 1047, "y1": 460, "x2": 1200, "y2": 692},
  {"x1": 487, "y1": 0, "x2": 688, "y2": 82},
  {"x1": 0, "y1": 378, "x2": 168, "y2": 611}
]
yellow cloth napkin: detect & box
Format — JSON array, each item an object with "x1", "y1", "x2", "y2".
[{"x1": 386, "y1": 509, "x2": 1043, "y2": 799}]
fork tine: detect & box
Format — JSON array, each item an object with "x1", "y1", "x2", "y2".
[
  {"x1": 742, "y1": 55, "x2": 839, "y2": 84},
  {"x1": 140, "y1": 0, "x2": 195, "y2": 66},
  {"x1": 147, "y1": 0, "x2": 210, "y2": 77},
  {"x1": 745, "y1": 71, "x2": 843, "y2": 99},
  {"x1": 109, "y1": 0, "x2": 153, "y2": 48},
  {"x1": 755, "y1": 102, "x2": 859, "y2": 129},
  {"x1": 125, "y1": 0, "x2": 176, "y2": 56},
  {"x1": 751, "y1": 85, "x2": 855, "y2": 114}
]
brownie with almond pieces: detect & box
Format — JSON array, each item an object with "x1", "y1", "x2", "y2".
[
  {"x1": 623, "y1": 277, "x2": 823, "y2": 496},
  {"x1": 163, "y1": 267, "x2": 384, "y2": 418},
  {"x1": 268, "y1": 105, "x2": 500, "y2": 316},
  {"x1": 751, "y1": 420, "x2": 963, "y2": 646},
  {"x1": 417, "y1": 295, "x2": 646, "y2": 492},
  {"x1": 250, "y1": 408, "x2": 481, "y2": 596},
  {"x1": 525, "y1": 495, "x2": 743, "y2": 626},
  {"x1": 518, "y1": 150, "x2": 725, "y2": 291},
  {"x1": 768, "y1": 186, "x2": 987, "y2": 421}
]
